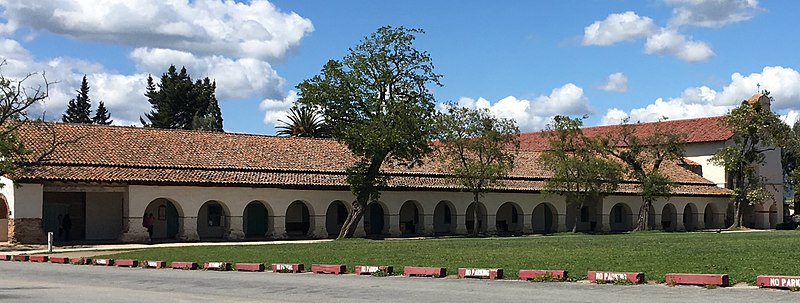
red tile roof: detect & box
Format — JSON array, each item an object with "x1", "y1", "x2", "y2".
[
  {"x1": 14, "y1": 122, "x2": 731, "y2": 197},
  {"x1": 519, "y1": 116, "x2": 733, "y2": 152}
]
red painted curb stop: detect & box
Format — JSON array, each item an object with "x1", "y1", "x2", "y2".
[
  {"x1": 116, "y1": 260, "x2": 139, "y2": 268},
  {"x1": 518, "y1": 270, "x2": 568, "y2": 281},
  {"x1": 458, "y1": 268, "x2": 503, "y2": 280},
  {"x1": 403, "y1": 266, "x2": 446, "y2": 278},
  {"x1": 204, "y1": 262, "x2": 231, "y2": 271},
  {"x1": 756, "y1": 275, "x2": 800, "y2": 289},
  {"x1": 272, "y1": 263, "x2": 304, "y2": 273},
  {"x1": 12, "y1": 255, "x2": 29, "y2": 262},
  {"x1": 29, "y1": 255, "x2": 49, "y2": 263},
  {"x1": 355, "y1": 265, "x2": 393, "y2": 275},
  {"x1": 588, "y1": 271, "x2": 644, "y2": 284},
  {"x1": 311, "y1": 264, "x2": 347, "y2": 275},
  {"x1": 141, "y1": 260, "x2": 167, "y2": 269},
  {"x1": 235, "y1": 263, "x2": 265, "y2": 272},
  {"x1": 71, "y1": 258, "x2": 92, "y2": 265},
  {"x1": 171, "y1": 262, "x2": 198, "y2": 270},
  {"x1": 0, "y1": 254, "x2": 11, "y2": 261},
  {"x1": 94, "y1": 259, "x2": 114, "y2": 266},
  {"x1": 665, "y1": 273, "x2": 729, "y2": 287},
  {"x1": 50, "y1": 257, "x2": 70, "y2": 264}
]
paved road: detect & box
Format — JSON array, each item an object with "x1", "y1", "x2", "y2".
[{"x1": 0, "y1": 262, "x2": 797, "y2": 303}]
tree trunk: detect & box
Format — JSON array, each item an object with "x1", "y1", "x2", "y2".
[
  {"x1": 572, "y1": 202, "x2": 581, "y2": 233},
  {"x1": 728, "y1": 200, "x2": 742, "y2": 230},
  {"x1": 794, "y1": 190, "x2": 800, "y2": 220},
  {"x1": 337, "y1": 200, "x2": 366, "y2": 239},
  {"x1": 633, "y1": 201, "x2": 650, "y2": 231},
  {"x1": 471, "y1": 191, "x2": 480, "y2": 236}
]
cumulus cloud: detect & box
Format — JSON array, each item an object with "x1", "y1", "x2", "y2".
[
  {"x1": 600, "y1": 66, "x2": 800, "y2": 124},
  {"x1": 666, "y1": 0, "x2": 762, "y2": 28},
  {"x1": 597, "y1": 72, "x2": 628, "y2": 93},
  {"x1": 259, "y1": 90, "x2": 298, "y2": 126},
  {"x1": 599, "y1": 108, "x2": 630, "y2": 125},
  {"x1": 454, "y1": 83, "x2": 591, "y2": 131},
  {"x1": 782, "y1": 110, "x2": 800, "y2": 127},
  {"x1": 643, "y1": 29, "x2": 714, "y2": 62},
  {"x1": 583, "y1": 11, "x2": 656, "y2": 46},
  {"x1": 0, "y1": 0, "x2": 313, "y2": 60}
]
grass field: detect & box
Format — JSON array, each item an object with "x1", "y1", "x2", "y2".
[{"x1": 100, "y1": 231, "x2": 800, "y2": 284}]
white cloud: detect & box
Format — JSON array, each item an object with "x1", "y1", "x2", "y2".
[
  {"x1": 644, "y1": 29, "x2": 714, "y2": 62},
  {"x1": 597, "y1": 72, "x2": 628, "y2": 93},
  {"x1": 130, "y1": 48, "x2": 285, "y2": 100},
  {"x1": 782, "y1": 110, "x2": 799, "y2": 127},
  {"x1": 666, "y1": 0, "x2": 761, "y2": 28},
  {"x1": 259, "y1": 90, "x2": 298, "y2": 126},
  {"x1": 583, "y1": 11, "x2": 656, "y2": 46},
  {"x1": 454, "y1": 83, "x2": 591, "y2": 131},
  {"x1": 599, "y1": 108, "x2": 630, "y2": 125},
  {"x1": 601, "y1": 66, "x2": 800, "y2": 124},
  {"x1": 0, "y1": 0, "x2": 314, "y2": 61}
]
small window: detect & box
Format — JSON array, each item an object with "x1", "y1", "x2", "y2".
[{"x1": 208, "y1": 204, "x2": 222, "y2": 227}]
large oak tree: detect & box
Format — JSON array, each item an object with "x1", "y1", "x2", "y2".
[{"x1": 297, "y1": 26, "x2": 442, "y2": 239}]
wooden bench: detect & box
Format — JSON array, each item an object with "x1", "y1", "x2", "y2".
[
  {"x1": 311, "y1": 264, "x2": 346, "y2": 275},
  {"x1": 204, "y1": 262, "x2": 231, "y2": 271},
  {"x1": 235, "y1": 263, "x2": 265, "y2": 272},
  {"x1": 355, "y1": 265, "x2": 393, "y2": 275},
  {"x1": 458, "y1": 268, "x2": 503, "y2": 280},
  {"x1": 403, "y1": 266, "x2": 446, "y2": 278},
  {"x1": 665, "y1": 273, "x2": 729, "y2": 287},
  {"x1": 116, "y1": 260, "x2": 139, "y2": 268},
  {"x1": 272, "y1": 263, "x2": 304, "y2": 273},
  {"x1": 141, "y1": 260, "x2": 167, "y2": 269},
  {"x1": 170, "y1": 262, "x2": 198, "y2": 270},
  {"x1": 518, "y1": 270, "x2": 567, "y2": 281},
  {"x1": 588, "y1": 271, "x2": 644, "y2": 284}
]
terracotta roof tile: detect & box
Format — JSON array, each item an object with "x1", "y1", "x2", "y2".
[
  {"x1": 14, "y1": 122, "x2": 731, "y2": 197},
  {"x1": 518, "y1": 116, "x2": 733, "y2": 152}
]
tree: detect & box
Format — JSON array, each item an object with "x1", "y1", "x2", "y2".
[
  {"x1": 540, "y1": 115, "x2": 625, "y2": 233},
  {"x1": 141, "y1": 65, "x2": 223, "y2": 131},
  {"x1": 92, "y1": 101, "x2": 113, "y2": 125},
  {"x1": 276, "y1": 106, "x2": 331, "y2": 138},
  {"x1": 781, "y1": 120, "x2": 800, "y2": 219},
  {"x1": 710, "y1": 92, "x2": 792, "y2": 229},
  {"x1": 599, "y1": 118, "x2": 686, "y2": 231},
  {"x1": 62, "y1": 75, "x2": 92, "y2": 124},
  {"x1": 436, "y1": 106, "x2": 519, "y2": 235},
  {"x1": 296, "y1": 26, "x2": 442, "y2": 239}
]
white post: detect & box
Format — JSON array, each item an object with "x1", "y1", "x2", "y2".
[{"x1": 47, "y1": 232, "x2": 53, "y2": 253}]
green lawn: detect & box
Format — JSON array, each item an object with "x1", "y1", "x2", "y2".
[{"x1": 100, "y1": 231, "x2": 800, "y2": 284}]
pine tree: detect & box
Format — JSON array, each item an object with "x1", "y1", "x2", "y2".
[
  {"x1": 92, "y1": 101, "x2": 113, "y2": 125},
  {"x1": 141, "y1": 65, "x2": 222, "y2": 131},
  {"x1": 62, "y1": 75, "x2": 92, "y2": 123}
]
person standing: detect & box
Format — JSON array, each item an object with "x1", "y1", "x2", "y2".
[{"x1": 143, "y1": 213, "x2": 155, "y2": 241}]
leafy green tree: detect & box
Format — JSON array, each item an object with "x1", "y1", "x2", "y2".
[
  {"x1": 540, "y1": 115, "x2": 624, "y2": 233},
  {"x1": 276, "y1": 105, "x2": 331, "y2": 138},
  {"x1": 141, "y1": 65, "x2": 223, "y2": 131},
  {"x1": 297, "y1": 26, "x2": 442, "y2": 239},
  {"x1": 600, "y1": 118, "x2": 686, "y2": 231},
  {"x1": 62, "y1": 75, "x2": 92, "y2": 124},
  {"x1": 782, "y1": 121, "x2": 800, "y2": 219},
  {"x1": 92, "y1": 101, "x2": 113, "y2": 125},
  {"x1": 710, "y1": 92, "x2": 792, "y2": 229},
  {"x1": 436, "y1": 106, "x2": 519, "y2": 235}
]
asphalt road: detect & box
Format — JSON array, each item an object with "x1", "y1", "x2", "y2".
[{"x1": 0, "y1": 261, "x2": 797, "y2": 303}]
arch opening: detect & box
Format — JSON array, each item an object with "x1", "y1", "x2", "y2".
[
  {"x1": 609, "y1": 203, "x2": 633, "y2": 232},
  {"x1": 683, "y1": 204, "x2": 698, "y2": 231},
  {"x1": 661, "y1": 204, "x2": 677, "y2": 231},
  {"x1": 326, "y1": 201, "x2": 349, "y2": 238},
  {"x1": 197, "y1": 200, "x2": 229, "y2": 239},
  {"x1": 286, "y1": 201, "x2": 311, "y2": 237},
  {"x1": 144, "y1": 198, "x2": 181, "y2": 240},
  {"x1": 465, "y1": 202, "x2": 487, "y2": 234},
  {"x1": 433, "y1": 201, "x2": 456, "y2": 235},
  {"x1": 364, "y1": 202, "x2": 388, "y2": 236},
  {"x1": 399, "y1": 201, "x2": 423, "y2": 235},
  {"x1": 244, "y1": 201, "x2": 269, "y2": 238},
  {"x1": 495, "y1": 202, "x2": 523, "y2": 235},
  {"x1": 531, "y1": 203, "x2": 557, "y2": 233}
]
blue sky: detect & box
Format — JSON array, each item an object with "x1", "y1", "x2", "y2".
[{"x1": 1, "y1": 0, "x2": 798, "y2": 135}]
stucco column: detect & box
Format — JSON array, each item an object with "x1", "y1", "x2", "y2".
[
  {"x1": 455, "y1": 214, "x2": 467, "y2": 234},
  {"x1": 653, "y1": 213, "x2": 663, "y2": 230},
  {"x1": 311, "y1": 215, "x2": 327, "y2": 238},
  {"x1": 675, "y1": 213, "x2": 685, "y2": 231},
  {"x1": 353, "y1": 222, "x2": 367, "y2": 237},
  {"x1": 119, "y1": 217, "x2": 149, "y2": 242},
  {"x1": 755, "y1": 211, "x2": 770, "y2": 229},
  {"x1": 557, "y1": 214, "x2": 568, "y2": 232},
  {"x1": 177, "y1": 216, "x2": 199, "y2": 241},
  {"x1": 271, "y1": 216, "x2": 287, "y2": 239},
  {"x1": 388, "y1": 214, "x2": 401, "y2": 237},
  {"x1": 486, "y1": 214, "x2": 497, "y2": 234},
  {"x1": 423, "y1": 214, "x2": 434, "y2": 236},
  {"x1": 599, "y1": 205, "x2": 611, "y2": 232},
  {"x1": 227, "y1": 216, "x2": 245, "y2": 240}
]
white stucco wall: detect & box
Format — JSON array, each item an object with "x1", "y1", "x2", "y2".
[
  {"x1": 684, "y1": 141, "x2": 727, "y2": 188},
  {"x1": 13, "y1": 183, "x2": 43, "y2": 219}
]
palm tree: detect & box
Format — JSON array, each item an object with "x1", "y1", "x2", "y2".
[{"x1": 276, "y1": 106, "x2": 331, "y2": 138}]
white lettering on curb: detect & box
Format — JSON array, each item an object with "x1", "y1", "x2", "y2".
[{"x1": 595, "y1": 272, "x2": 628, "y2": 281}]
